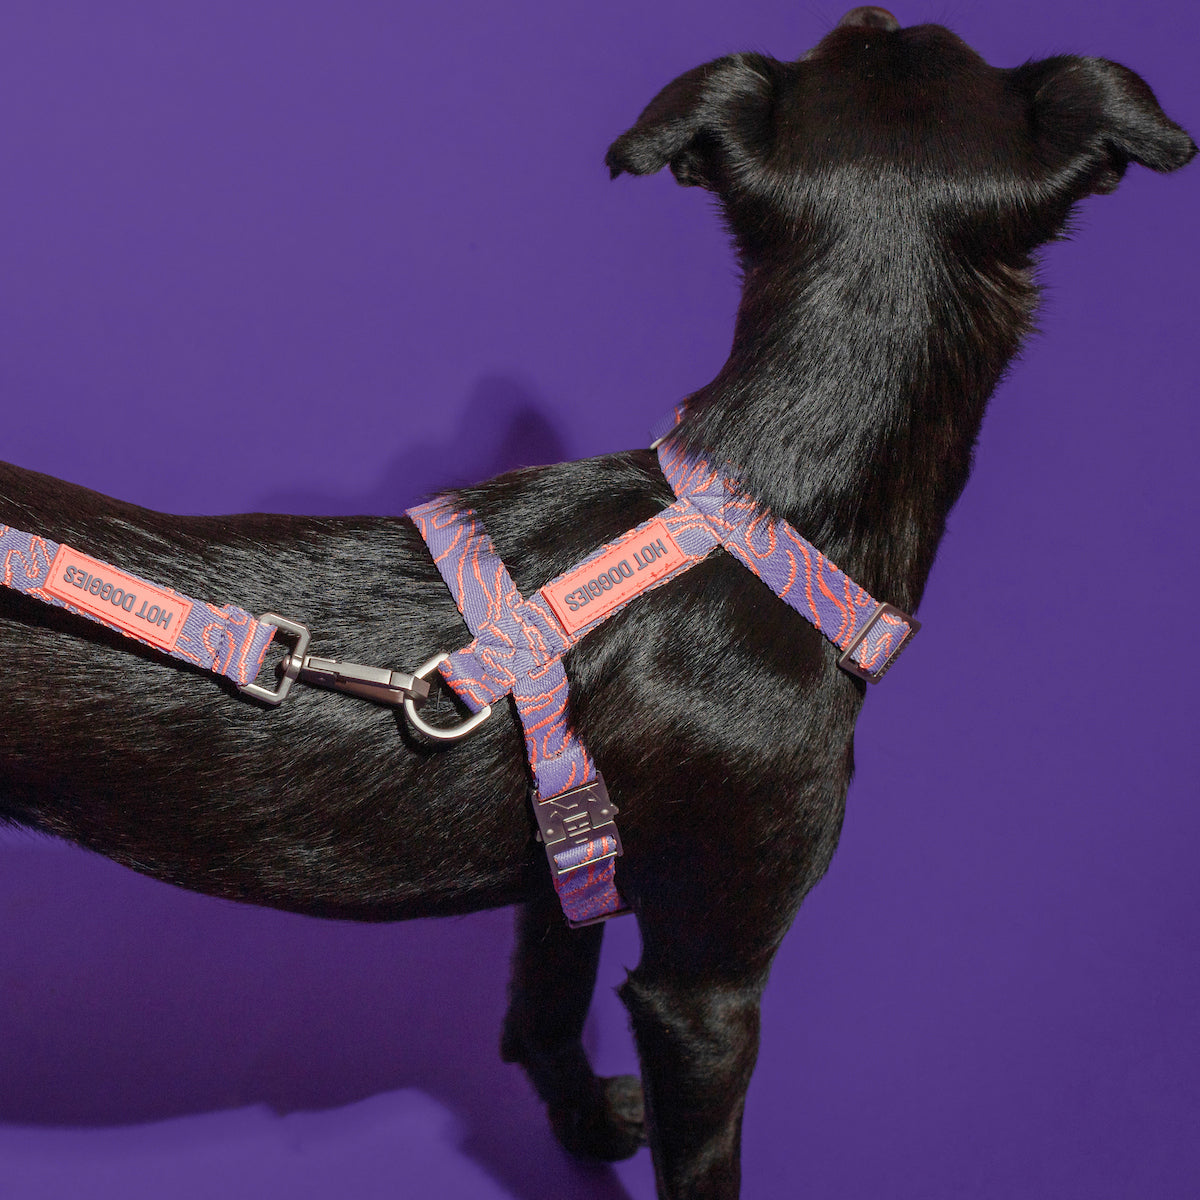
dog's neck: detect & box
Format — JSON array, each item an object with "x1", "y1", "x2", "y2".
[{"x1": 677, "y1": 239, "x2": 1038, "y2": 613}]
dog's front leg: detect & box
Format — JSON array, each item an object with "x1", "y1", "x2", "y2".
[
  {"x1": 500, "y1": 884, "x2": 646, "y2": 1160},
  {"x1": 620, "y1": 945, "x2": 770, "y2": 1199}
]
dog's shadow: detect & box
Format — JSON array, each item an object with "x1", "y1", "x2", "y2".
[
  {"x1": 257, "y1": 373, "x2": 571, "y2": 515},
  {"x1": 0, "y1": 841, "x2": 635, "y2": 1199},
  {"x1": 0, "y1": 383, "x2": 637, "y2": 1200}
]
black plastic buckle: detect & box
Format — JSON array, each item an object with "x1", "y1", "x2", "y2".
[
  {"x1": 837, "y1": 602, "x2": 920, "y2": 683},
  {"x1": 532, "y1": 774, "x2": 623, "y2": 885}
]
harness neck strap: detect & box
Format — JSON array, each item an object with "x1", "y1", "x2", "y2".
[{"x1": 657, "y1": 439, "x2": 918, "y2": 679}]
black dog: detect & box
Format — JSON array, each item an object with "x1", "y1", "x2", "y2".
[{"x1": 0, "y1": 9, "x2": 1193, "y2": 1198}]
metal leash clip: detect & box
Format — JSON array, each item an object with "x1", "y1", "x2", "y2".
[
  {"x1": 284, "y1": 654, "x2": 430, "y2": 708},
  {"x1": 240, "y1": 614, "x2": 430, "y2": 710},
  {"x1": 240, "y1": 619, "x2": 490, "y2": 742}
]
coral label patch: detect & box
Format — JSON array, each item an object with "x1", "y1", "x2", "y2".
[
  {"x1": 44, "y1": 545, "x2": 193, "y2": 652},
  {"x1": 544, "y1": 518, "x2": 687, "y2": 635}
]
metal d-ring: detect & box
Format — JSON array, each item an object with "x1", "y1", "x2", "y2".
[{"x1": 402, "y1": 653, "x2": 492, "y2": 741}]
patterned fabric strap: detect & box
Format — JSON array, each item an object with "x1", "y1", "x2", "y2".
[
  {"x1": 656, "y1": 439, "x2": 919, "y2": 679},
  {"x1": 0, "y1": 524, "x2": 276, "y2": 687},
  {"x1": 407, "y1": 500, "x2": 627, "y2": 927},
  {"x1": 414, "y1": 442, "x2": 916, "y2": 704}
]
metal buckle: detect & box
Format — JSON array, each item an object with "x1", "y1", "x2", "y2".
[
  {"x1": 402, "y1": 653, "x2": 492, "y2": 741},
  {"x1": 239, "y1": 613, "x2": 311, "y2": 705},
  {"x1": 532, "y1": 774, "x2": 623, "y2": 885},
  {"x1": 837, "y1": 602, "x2": 920, "y2": 683}
]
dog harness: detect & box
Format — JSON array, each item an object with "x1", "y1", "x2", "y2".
[
  {"x1": 0, "y1": 416, "x2": 918, "y2": 927},
  {"x1": 404, "y1": 421, "x2": 919, "y2": 925}
]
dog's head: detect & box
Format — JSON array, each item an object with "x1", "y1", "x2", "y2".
[{"x1": 606, "y1": 8, "x2": 1195, "y2": 260}]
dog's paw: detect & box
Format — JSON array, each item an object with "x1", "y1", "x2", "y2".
[{"x1": 550, "y1": 1073, "x2": 646, "y2": 1162}]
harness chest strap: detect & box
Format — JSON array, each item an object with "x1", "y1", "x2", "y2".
[
  {"x1": 407, "y1": 437, "x2": 919, "y2": 926},
  {"x1": 407, "y1": 500, "x2": 627, "y2": 926}
]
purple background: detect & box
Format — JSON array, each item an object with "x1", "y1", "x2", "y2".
[{"x1": 1, "y1": 2, "x2": 1196, "y2": 1197}]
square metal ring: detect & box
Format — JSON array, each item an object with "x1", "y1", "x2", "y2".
[{"x1": 837, "y1": 602, "x2": 920, "y2": 683}]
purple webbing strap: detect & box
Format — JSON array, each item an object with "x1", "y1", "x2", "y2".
[
  {"x1": 0, "y1": 524, "x2": 276, "y2": 687},
  {"x1": 407, "y1": 500, "x2": 626, "y2": 926},
  {"x1": 656, "y1": 440, "x2": 918, "y2": 677},
  {"x1": 416, "y1": 507, "x2": 721, "y2": 712},
  {"x1": 419, "y1": 443, "x2": 914, "y2": 698}
]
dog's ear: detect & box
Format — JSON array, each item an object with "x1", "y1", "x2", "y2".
[
  {"x1": 605, "y1": 53, "x2": 780, "y2": 190},
  {"x1": 1012, "y1": 56, "x2": 1196, "y2": 195}
]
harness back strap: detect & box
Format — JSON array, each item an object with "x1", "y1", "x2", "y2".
[{"x1": 0, "y1": 525, "x2": 276, "y2": 686}]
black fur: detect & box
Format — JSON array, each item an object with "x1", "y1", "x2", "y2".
[{"x1": 0, "y1": 14, "x2": 1193, "y2": 1199}]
